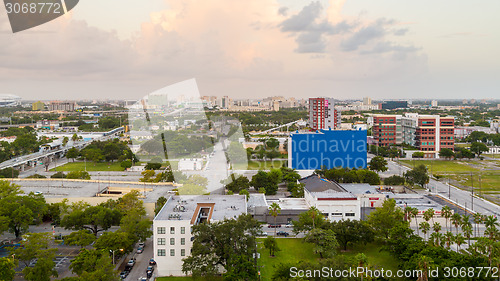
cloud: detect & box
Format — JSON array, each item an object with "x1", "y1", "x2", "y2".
[
  {"x1": 393, "y1": 28, "x2": 408, "y2": 36},
  {"x1": 280, "y1": 1, "x2": 353, "y2": 53},
  {"x1": 340, "y1": 18, "x2": 394, "y2": 52},
  {"x1": 278, "y1": 7, "x2": 288, "y2": 16}
]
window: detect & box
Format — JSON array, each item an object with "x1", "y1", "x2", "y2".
[
  {"x1": 181, "y1": 249, "x2": 186, "y2": 256},
  {"x1": 157, "y1": 227, "x2": 166, "y2": 234},
  {"x1": 170, "y1": 238, "x2": 175, "y2": 245},
  {"x1": 158, "y1": 238, "x2": 166, "y2": 245},
  {"x1": 170, "y1": 249, "x2": 175, "y2": 256},
  {"x1": 158, "y1": 249, "x2": 166, "y2": 256},
  {"x1": 170, "y1": 227, "x2": 175, "y2": 234},
  {"x1": 345, "y1": 213, "x2": 355, "y2": 217},
  {"x1": 181, "y1": 227, "x2": 185, "y2": 234},
  {"x1": 331, "y1": 213, "x2": 342, "y2": 216},
  {"x1": 181, "y1": 238, "x2": 185, "y2": 245}
]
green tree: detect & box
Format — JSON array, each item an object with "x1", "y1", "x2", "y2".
[
  {"x1": 224, "y1": 174, "x2": 250, "y2": 194},
  {"x1": 269, "y1": 202, "x2": 281, "y2": 237},
  {"x1": 155, "y1": 196, "x2": 168, "y2": 215},
  {"x1": 328, "y1": 219, "x2": 374, "y2": 251},
  {"x1": 139, "y1": 170, "x2": 156, "y2": 182},
  {"x1": 470, "y1": 142, "x2": 489, "y2": 157},
  {"x1": 120, "y1": 159, "x2": 132, "y2": 169},
  {"x1": 94, "y1": 231, "x2": 135, "y2": 254},
  {"x1": 65, "y1": 230, "x2": 96, "y2": 248},
  {"x1": 369, "y1": 156, "x2": 388, "y2": 173},
  {"x1": 263, "y1": 236, "x2": 280, "y2": 257},
  {"x1": 60, "y1": 203, "x2": 122, "y2": 236},
  {"x1": 404, "y1": 164, "x2": 429, "y2": 188},
  {"x1": 419, "y1": 221, "x2": 430, "y2": 241},
  {"x1": 119, "y1": 209, "x2": 152, "y2": 244},
  {"x1": 304, "y1": 228, "x2": 339, "y2": 258},
  {"x1": 23, "y1": 255, "x2": 58, "y2": 281},
  {"x1": 384, "y1": 175, "x2": 405, "y2": 185},
  {"x1": 51, "y1": 171, "x2": 66, "y2": 178},
  {"x1": 69, "y1": 249, "x2": 120, "y2": 281},
  {"x1": 439, "y1": 148, "x2": 455, "y2": 160},
  {"x1": 182, "y1": 214, "x2": 260, "y2": 279},
  {"x1": 12, "y1": 233, "x2": 56, "y2": 268},
  {"x1": 451, "y1": 213, "x2": 462, "y2": 235},
  {"x1": 367, "y1": 198, "x2": 405, "y2": 239},
  {"x1": 0, "y1": 257, "x2": 16, "y2": 281},
  {"x1": 145, "y1": 162, "x2": 162, "y2": 170},
  {"x1": 292, "y1": 207, "x2": 325, "y2": 234},
  {"x1": 66, "y1": 171, "x2": 91, "y2": 180},
  {"x1": 66, "y1": 147, "x2": 80, "y2": 162},
  {"x1": 441, "y1": 206, "x2": 452, "y2": 232}
]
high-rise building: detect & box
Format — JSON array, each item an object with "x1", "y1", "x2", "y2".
[
  {"x1": 32, "y1": 101, "x2": 45, "y2": 111},
  {"x1": 308, "y1": 97, "x2": 341, "y2": 130},
  {"x1": 363, "y1": 97, "x2": 372, "y2": 105},
  {"x1": 431, "y1": 100, "x2": 438, "y2": 107},
  {"x1": 372, "y1": 115, "x2": 402, "y2": 146},
  {"x1": 48, "y1": 101, "x2": 75, "y2": 111},
  {"x1": 373, "y1": 113, "x2": 455, "y2": 158}
]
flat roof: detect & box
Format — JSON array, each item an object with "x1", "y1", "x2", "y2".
[
  {"x1": 268, "y1": 198, "x2": 310, "y2": 210},
  {"x1": 341, "y1": 183, "x2": 379, "y2": 195},
  {"x1": 154, "y1": 195, "x2": 247, "y2": 222},
  {"x1": 248, "y1": 193, "x2": 267, "y2": 208}
]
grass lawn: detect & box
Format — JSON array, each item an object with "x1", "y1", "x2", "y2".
[
  {"x1": 257, "y1": 238, "x2": 319, "y2": 281},
  {"x1": 400, "y1": 160, "x2": 478, "y2": 173},
  {"x1": 51, "y1": 161, "x2": 125, "y2": 172},
  {"x1": 256, "y1": 239, "x2": 400, "y2": 281}
]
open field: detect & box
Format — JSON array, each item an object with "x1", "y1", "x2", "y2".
[
  {"x1": 50, "y1": 161, "x2": 125, "y2": 171},
  {"x1": 400, "y1": 160, "x2": 479, "y2": 173},
  {"x1": 257, "y1": 238, "x2": 400, "y2": 281}
]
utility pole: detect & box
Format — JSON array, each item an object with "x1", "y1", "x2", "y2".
[{"x1": 471, "y1": 172, "x2": 474, "y2": 211}]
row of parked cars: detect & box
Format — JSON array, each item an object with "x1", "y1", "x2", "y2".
[{"x1": 120, "y1": 242, "x2": 156, "y2": 280}]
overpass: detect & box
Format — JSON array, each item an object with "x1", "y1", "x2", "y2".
[
  {"x1": 249, "y1": 119, "x2": 306, "y2": 135},
  {"x1": 0, "y1": 127, "x2": 124, "y2": 171}
]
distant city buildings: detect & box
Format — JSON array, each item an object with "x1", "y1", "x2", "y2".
[
  {"x1": 32, "y1": 101, "x2": 45, "y2": 111},
  {"x1": 48, "y1": 101, "x2": 75, "y2": 111},
  {"x1": 308, "y1": 97, "x2": 341, "y2": 130},
  {"x1": 431, "y1": 100, "x2": 438, "y2": 107},
  {"x1": 380, "y1": 101, "x2": 408, "y2": 110},
  {"x1": 372, "y1": 113, "x2": 455, "y2": 158}
]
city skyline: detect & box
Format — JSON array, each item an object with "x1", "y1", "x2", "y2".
[{"x1": 1, "y1": 0, "x2": 499, "y2": 100}]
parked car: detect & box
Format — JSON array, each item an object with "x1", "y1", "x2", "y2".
[
  {"x1": 146, "y1": 266, "x2": 154, "y2": 273},
  {"x1": 149, "y1": 258, "x2": 156, "y2": 265},
  {"x1": 146, "y1": 270, "x2": 153, "y2": 278},
  {"x1": 137, "y1": 247, "x2": 144, "y2": 254},
  {"x1": 127, "y1": 259, "x2": 136, "y2": 268},
  {"x1": 138, "y1": 242, "x2": 145, "y2": 248},
  {"x1": 285, "y1": 223, "x2": 293, "y2": 228},
  {"x1": 268, "y1": 224, "x2": 281, "y2": 228},
  {"x1": 277, "y1": 231, "x2": 289, "y2": 237},
  {"x1": 120, "y1": 271, "x2": 129, "y2": 279},
  {"x1": 138, "y1": 277, "x2": 147, "y2": 281}
]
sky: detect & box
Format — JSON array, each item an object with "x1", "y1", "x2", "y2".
[{"x1": 0, "y1": 0, "x2": 499, "y2": 101}]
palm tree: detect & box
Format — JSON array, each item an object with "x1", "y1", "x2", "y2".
[
  {"x1": 473, "y1": 213, "x2": 484, "y2": 238},
  {"x1": 411, "y1": 207, "x2": 420, "y2": 235},
  {"x1": 416, "y1": 255, "x2": 434, "y2": 281},
  {"x1": 423, "y1": 208, "x2": 435, "y2": 224},
  {"x1": 441, "y1": 206, "x2": 452, "y2": 232},
  {"x1": 432, "y1": 222, "x2": 442, "y2": 233},
  {"x1": 451, "y1": 213, "x2": 462, "y2": 235},
  {"x1": 444, "y1": 231, "x2": 453, "y2": 248},
  {"x1": 269, "y1": 202, "x2": 281, "y2": 237},
  {"x1": 484, "y1": 215, "x2": 499, "y2": 237},
  {"x1": 463, "y1": 224, "x2": 473, "y2": 247},
  {"x1": 420, "y1": 221, "x2": 430, "y2": 241},
  {"x1": 454, "y1": 233, "x2": 465, "y2": 252}
]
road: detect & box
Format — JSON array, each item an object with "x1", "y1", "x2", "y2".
[
  {"x1": 120, "y1": 238, "x2": 156, "y2": 281},
  {"x1": 382, "y1": 157, "x2": 500, "y2": 217}
]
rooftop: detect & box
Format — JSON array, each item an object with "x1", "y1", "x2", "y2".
[
  {"x1": 154, "y1": 195, "x2": 247, "y2": 223},
  {"x1": 300, "y1": 174, "x2": 346, "y2": 193}
]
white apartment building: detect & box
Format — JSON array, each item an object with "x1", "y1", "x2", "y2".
[{"x1": 153, "y1": 195, "x2": 247, "y2": 276}]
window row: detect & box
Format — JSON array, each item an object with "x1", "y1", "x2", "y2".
[
  {"x1": 158, "y1": 237, "x2": 186, "y2": 246},
  {"x1": 157, "y1": 226, "x2": 187, "y2": 234},
  {"x1": 157, "y1": 249, "x2": 187, "y2": 257}
]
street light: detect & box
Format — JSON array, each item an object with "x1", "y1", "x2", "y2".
[{"x1": 110, "y1": 249, "x2": 123, "y2": 265}]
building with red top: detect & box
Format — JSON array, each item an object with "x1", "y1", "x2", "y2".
[{"x1": 308, "y1": 97, "x2": 341, "y2": 130}]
